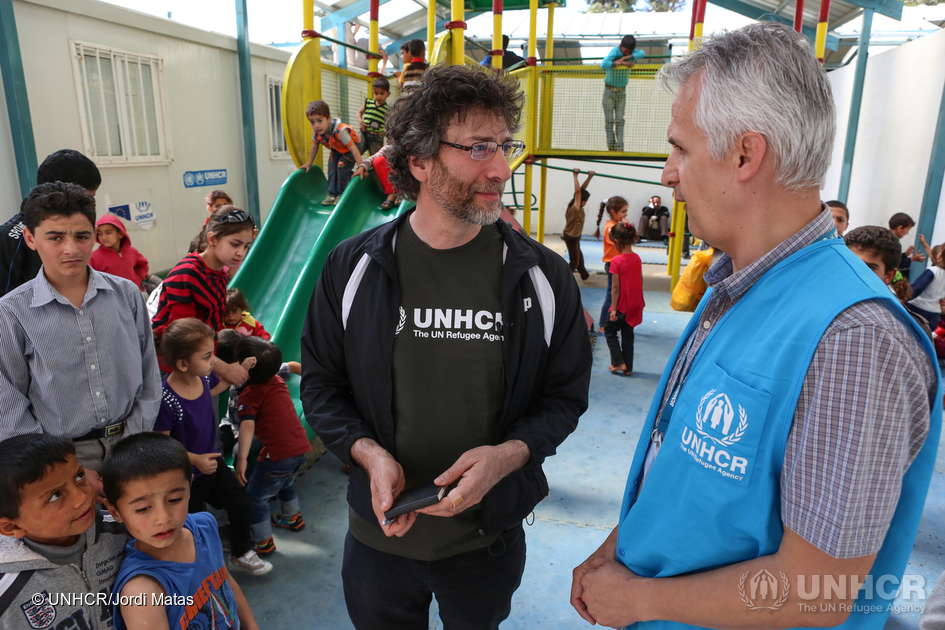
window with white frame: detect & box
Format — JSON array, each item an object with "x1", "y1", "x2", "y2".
[
  {"x1": 267, "y1": 76, "x2": 289, "y2": 159},
  {"x1": 70, "y1": 41, "x2": 171, "y2": 165}
]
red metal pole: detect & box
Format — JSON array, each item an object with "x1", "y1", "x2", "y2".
[{"x1": 794, "y1": 0, "x2": 805, "y2": 32}]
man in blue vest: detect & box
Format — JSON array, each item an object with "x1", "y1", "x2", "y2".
[{"x1": 571, "y1": 22, "x2": 940, "y2": 630}]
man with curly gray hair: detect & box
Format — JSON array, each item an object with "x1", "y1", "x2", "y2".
[
  {"x1": 302, "y1": 64, "x2": 592, "y2": 628},
  {"x1": 572, "y1": 23, "x2": 939, "y2": 630}
]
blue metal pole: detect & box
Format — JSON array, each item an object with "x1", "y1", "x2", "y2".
[
  {"x1": 836, "y1": 8, "x2": 872, "y2": 205},
  {"x1": 235, "y1": 0, "x2": 260, "y2": 224},
  {"x1": 0, "y1": 0, "x2": 38, "y2": 203},
  {"x1": 909, "y1": 72, "x2": 945, "y2": 281}
]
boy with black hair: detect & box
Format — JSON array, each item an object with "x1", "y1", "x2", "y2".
[
  {"x1": 302, "y1": 100, "x2": 363, "y2": 206},
  {"x1": 103, "y1": 433, "x2": 259, "y2": 630},
  {"x1": 0, "y1": 183, "x2": 161, "y2": 494},
  {"x1": 357, "y1": 77, "x2": 391, "y2": 158},
  {"x1": 601, "y1": 34, "x2": 644, "y2": 151},
  {"x1": 233, "y1": 337, "x2": 312, "y2": 555},
  {"x1": 401, "y1": 40, "x2": 428, "y2": 90},
  {"x1": 0, "y1": 434, "x2": 129, "y2": 630},
  {"x1": 844, "y1": 225, "x2": 901, "y2": 285},
  {"x1": 889, "y1": 212, "x2": 930, "y2": 272},
  {"x1": 826, "y1": 199, "x2": 849, "y2": 236},
  {"x1": 0, "y1": 149, "x2": 102, "y2": 297},
  {"x1": 844, "y1": 225, "x2": 934, "y2": 339}
]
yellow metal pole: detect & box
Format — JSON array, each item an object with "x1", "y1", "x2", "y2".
[
  {"x1": 528, "y1": 0, "x2": 538, "y2": 60},
  {"x1": 303, "y1": 0, "x2": 314, "y2": 32},
  {"x1": 428, "y1": 0, "x2": 437, "y2": 60},
  {"x1": 301, "y1": 1, "x2": 322, "y2": 167},
  {"x1": 451, "y1": 0, "x2": 465, "y2": 65},
  {"x1": 523, "y1": 162, "x2": 533, "y2": 235},
  {"x1": 668, "y1": 199, "x2": 686, "y2": 286},
  {"x1": 369, "y1": 0, "x2": 379, "y2": 74},
  {"x1": 537, "y1": 159, "x2": 547, "y2": 243},
  {"x1": 492, "y1": 2, "x2": 503, "y2": 70},
  {"x1": 545, "y1": 3, "x2": 555, "y2": 63}
]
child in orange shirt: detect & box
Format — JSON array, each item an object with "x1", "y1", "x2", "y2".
[
  {"x1": 594, "y1": 196, "x2": 629, "y2": 332},
  {"x1": 302, "y1": 100, "x2": 362, "y2": 206}
]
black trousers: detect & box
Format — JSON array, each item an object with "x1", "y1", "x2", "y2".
[
  {"x1": 342, "y1": 524, "x2": 526, "y2": 630},
  {"x1": 189, "y1": 458, "x2": 253, "y2": 557},
  {"x1": 604, "y1": 311, "x2": 635, "y2": 371},
  {"x1": 562, "y1": 234, "x2": 589, "y2": 279}
]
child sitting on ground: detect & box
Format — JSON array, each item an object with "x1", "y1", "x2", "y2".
[
  {"x1": 303, "y1": 100, "x2": 362, "y2": 206},
  {"x1": 562, "y1": 168, "x2": 595, "y2": 281},
  {"x1": 909, "y1": 243, "x2": 945, "y2": 329},
  {"x1": 353, "y1": 144, "x2": 399, "y2": 210},
  {"x1": 0, "y1": 434, "x2": 130, "y2": 630},
  {"x1": 357, "y1": 77, "x2": 391, "y2": 158},
  {"x1": 154, "y1": 318, "x2": 272, "y2": 576},
  {"x1": 223, "y1": 288, "x2": 270, "y2": 339},
  {"x1": 103, "y1": 433, "x2": 259, "y2": 630},
  {"x1": 233, "y1": 337, "x2": 312, "y2": 555},
  {"x1": 90, "y1": 214, "x2": 151, "y2": 291},
  {"x1": 604, "y1": 222, "x2": 644, "y2": 376}
]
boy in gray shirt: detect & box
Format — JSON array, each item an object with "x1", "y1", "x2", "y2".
[{"x1": 0, "y1": 434, "x2": 130, "y2": 630}]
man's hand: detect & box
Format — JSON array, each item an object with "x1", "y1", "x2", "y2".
[
  {"x1": 193, "y1": 453, "x2": 220, "y2": 476},
  {"x1": 580, "y1": 558, "x2": 643, "y2": 628},
  {"x1": 419, "y1": 441, "x2": 529, "y2": 517},
  {"x1": 351, "y1": 438, "x2": 417, "y2": 537},
  {"x1": 571, "y1": 528, "x2": 619, "y2": 624}
]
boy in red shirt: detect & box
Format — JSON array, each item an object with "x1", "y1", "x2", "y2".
[{"x1": 233, "y1": 337, "x2": 312, "y2": 555}]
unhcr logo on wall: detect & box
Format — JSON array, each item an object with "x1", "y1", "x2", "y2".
[{"x1": 183, "y1": 169, "x2": 228, "y2": 188}]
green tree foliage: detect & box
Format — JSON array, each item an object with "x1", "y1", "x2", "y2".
[{"x1": 587, "y1": 0, "x2": 636, "y2": 12}]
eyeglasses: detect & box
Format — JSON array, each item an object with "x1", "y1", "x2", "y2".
[
  {"x1": 219, "y1": 209, "x2": 255, "y2": 227},
  {"x1": 439, "y1": 140, "x2": 526, "y2": 161}
]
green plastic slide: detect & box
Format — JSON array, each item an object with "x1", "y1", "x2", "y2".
[{"x1": 228, "y1": 166, "x2": 411, "y2": 426}]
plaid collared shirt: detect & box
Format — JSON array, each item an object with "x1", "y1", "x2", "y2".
[{"x1": 653, "y1": 209, "x2": 936, "y2": 558}]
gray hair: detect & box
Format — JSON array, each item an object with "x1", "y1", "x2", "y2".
[{"x1": 657, "y1": 22, "x2": 836, "y2": 192}]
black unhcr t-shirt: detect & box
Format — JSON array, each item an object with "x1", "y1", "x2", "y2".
[{"x1": 349, "y1": 217, "x2": 507, "y2": 560}]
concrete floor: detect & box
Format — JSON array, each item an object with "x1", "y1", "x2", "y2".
[{"x1": 237, "y1": 241, "x2": 944, "y2": 629}]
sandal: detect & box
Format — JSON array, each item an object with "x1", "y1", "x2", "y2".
[{"x1": 380, "y1": 199, "x2": 394, "y2": 210}]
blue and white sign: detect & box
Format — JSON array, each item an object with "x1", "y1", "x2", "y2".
[
  {"x1": 133, "y1": 201, "x2": 155, "y2": 230},
  {"x1": 108, "y1": 204, "x2": 131, "y2": 220},
  {"x1": 183, "y1": 169, "x2": 227, "y2": 188}
]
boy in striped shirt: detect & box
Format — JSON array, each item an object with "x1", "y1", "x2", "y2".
[{"x1": 357, "y1": 77, "x2": 391, "y2": 158}]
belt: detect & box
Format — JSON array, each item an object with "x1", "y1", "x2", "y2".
[{"x1": 74, "y1": 421, "x2": 126, "y2": 442}]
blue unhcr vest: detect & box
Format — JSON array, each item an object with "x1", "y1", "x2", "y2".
[{"x1": 617, "y1": 238, "x2": 941, "y2": 630}]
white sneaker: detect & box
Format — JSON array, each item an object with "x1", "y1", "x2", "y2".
[{"x1": 230, "y1": 549, "x2": 273, "y2": 575}]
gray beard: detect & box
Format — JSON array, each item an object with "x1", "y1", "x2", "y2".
[{"x1": 427, "y1": 161, "x2": 504, "y2": 226}]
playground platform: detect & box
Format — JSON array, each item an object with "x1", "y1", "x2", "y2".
[{"x1": 235, "y1": 251, "x2": 945, "y2": 629}]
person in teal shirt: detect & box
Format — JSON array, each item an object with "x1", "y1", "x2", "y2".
[{"x1": 600, "y1": 34, "x2": 644, "y2": 151}]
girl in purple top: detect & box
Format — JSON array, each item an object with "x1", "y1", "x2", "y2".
[{"x1": 154, "y1": 318, "x2": 272, "y2": 576}]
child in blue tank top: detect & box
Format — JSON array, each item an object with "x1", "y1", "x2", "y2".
[{"x1": 103, "y1": 433, "x2": 260, "y2": 630}]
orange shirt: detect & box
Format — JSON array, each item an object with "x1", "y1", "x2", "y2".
[{"x1": 603, "y1": 220, "x2": 619, "y2": 263}]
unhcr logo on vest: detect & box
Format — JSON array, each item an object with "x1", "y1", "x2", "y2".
[
  {"x1": 679, "y1": 388, "x2": 751, "y2": 481},
  {"x1": 695, "y1": 389, "x2": 748, "y2": 447}
]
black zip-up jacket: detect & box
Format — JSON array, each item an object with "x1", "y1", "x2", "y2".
[
  {"x1": 301, "y1": 212, "x2": 592, "y2": 536},
  {"x1": 0, "y1": 213, "x2": 41, "y2": 298}
]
